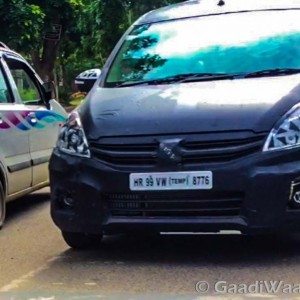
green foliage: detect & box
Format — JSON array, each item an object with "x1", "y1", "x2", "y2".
[
  {"x1": 77, "y1": 0, "x2": 182, "y2": 65},
  {"x1": 19, "y1": 88, "x2": 39, "y2": 102},
  {"x1": 0, "y1": 0, "x2": 45, "y2": 51},
  {"x1": 0, "y1": 0, "x2": 182, "y2": 104}
]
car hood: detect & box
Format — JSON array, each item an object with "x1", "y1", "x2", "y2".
[{"x1": 80, "y1": 75, "x2": 300, "y2": 140}]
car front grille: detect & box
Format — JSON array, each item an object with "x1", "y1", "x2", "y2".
[
  {"x1": 180, "y1": 134, "x2": 266, "y2": 164},
  {"x1": 89, "y1": 132, "x2": 267, "y2": 167},
  {"x1": 104, "y1": 192, "x2": 244, "y2": 218},
  {"x1": 90, "y1": 142, "x2": 158, "y2": 166}
]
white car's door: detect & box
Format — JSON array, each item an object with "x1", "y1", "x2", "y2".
[
  {"x1": 4, "y1": 55, "x2": 67, "y2": 187},
  {"x1": 0, "y1": 58, "x2": 32, "y2": 195}
]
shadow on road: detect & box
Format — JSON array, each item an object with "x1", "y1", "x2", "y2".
[
  {"x1": 8, "y1": 231, "x2": 300, "y2": 296},
  {"x1": 5, "y1": 188, "x2": 50, "y2": 224},
  {"x1": 28, "y1": 233, "x2": 300, "y2": 296},
  {"x1": 60, "y1": 233, "x2": 300, "y2": 267}
]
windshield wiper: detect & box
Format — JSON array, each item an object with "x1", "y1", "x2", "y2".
[
  {"x1": 115, "y1": 73, "x2": 237, "y2": 87},
  {"x1": 114, "y1": 68, "x2": 300, "y2": 87},
  {"x1": 244, "y1": 68, "x2": 300, "y2": 78}
]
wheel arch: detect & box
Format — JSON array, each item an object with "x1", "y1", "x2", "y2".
[{"x1": 0, "y1": 162, "x2": 7, "y2": 197}]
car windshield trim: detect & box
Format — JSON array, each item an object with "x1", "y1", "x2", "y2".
[
  {"x1": 244, "y1": 68, "x2": 300, "y2": 78},
  {"x1": 111, "y1": 73, "x2": 238, "y2": 88},
  {"x1": 108, "y1": 69, "x2": 300, "y2": 88}
]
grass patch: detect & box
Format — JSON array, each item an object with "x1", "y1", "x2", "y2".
[{"x1": 69, "y1": 92, "x2": 87, "y2": 107}]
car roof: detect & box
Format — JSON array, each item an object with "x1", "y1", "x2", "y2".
[
  {"x1": 136, "y1": 0, "x2": 300, "y2": 25},
  {"x1": 0, "y1": 45, "x2": 24, "y2": 60}
]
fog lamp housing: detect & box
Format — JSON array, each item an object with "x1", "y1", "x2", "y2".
[
  {"x1": 57, "y1": 190, "x2": 76, "y2": 209},
  {"x1": 289, "y1": 181, "x2": 300, "y2": 209}
]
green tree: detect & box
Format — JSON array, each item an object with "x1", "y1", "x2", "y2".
[
  {"x1": 0, "y1": 0, "x2": 183, "y2": 102},
  {"x1": 0, "y1": 0, "x2": 45, "y2": 51},
  {"x1": 0, "y1": 0, "x2": 83, "y2": 82},
  {"x1": 78, "y1": 0, "x2": 182, "y2": 65}
]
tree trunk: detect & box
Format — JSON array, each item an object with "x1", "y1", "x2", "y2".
[{"x1": 31, "y1": 38, "x2": 60, "y2": 83}]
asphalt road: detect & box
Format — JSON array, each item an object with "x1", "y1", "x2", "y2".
[{"x1": 1, "y1": 188, "x2": 300, "y2": 299}]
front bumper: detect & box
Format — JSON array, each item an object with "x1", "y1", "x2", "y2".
[{"x1": 50, "y1": 148, "x2": 300, "y2": 235}]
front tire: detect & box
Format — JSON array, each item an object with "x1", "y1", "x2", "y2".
[
  {"x1": 0, "y1": 181, "x2": 6, "y2": 229},
  {"x1": 62, "y1": 231, "x2": 103, "y2": 250}
]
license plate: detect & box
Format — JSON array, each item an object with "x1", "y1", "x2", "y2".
[{"x1": 130, "y1": 171, "x2": 213, "y2": 191}]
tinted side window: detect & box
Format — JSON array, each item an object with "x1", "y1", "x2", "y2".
[
  {"x1": 7, "y1": 59, "x2": 41, "y2": 105},
  {"x1": 0, "y1": 68, "x2": 10, "y2": 103}
]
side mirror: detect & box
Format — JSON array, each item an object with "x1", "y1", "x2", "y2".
[
  {"x1": 42, "y1": 81, "x2": 56, "y2": 102},
  {"x1": 75, "y1": 69, "x2": 102, "y2": 93}
]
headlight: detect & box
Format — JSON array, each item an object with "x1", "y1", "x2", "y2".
[
  {"x1": 57, "y1": 111, "x2": 90, "y2": 158},
  {"x1": 263, "y1": 105, "x2": 300, "y2": 152}
]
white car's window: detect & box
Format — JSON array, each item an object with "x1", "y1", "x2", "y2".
[
  {"x1": 7, "y1": 60, "x2": 41, "y2": 105},
  {"x1": 0, "y1": 67, "x2": 11, "y2": 103}
]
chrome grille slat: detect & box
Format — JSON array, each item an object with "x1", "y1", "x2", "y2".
[
  {"x1": 180, "y1": 141, "x2": 263, "y2": 156},
  {"x1": 90, "y1": 148, "x2": 157, "y2": 158},
  {"x1": 182, "y1": 134, "x2": 266, "y2": 149}
]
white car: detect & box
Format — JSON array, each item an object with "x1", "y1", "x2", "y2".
[{"x1": 0, "y1": 44, "x2": 67, "y2": 227}]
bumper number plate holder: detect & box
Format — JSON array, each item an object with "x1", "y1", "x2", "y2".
[{"x1": 130, "y1": 171, "x2": 213, "y2": 191}]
